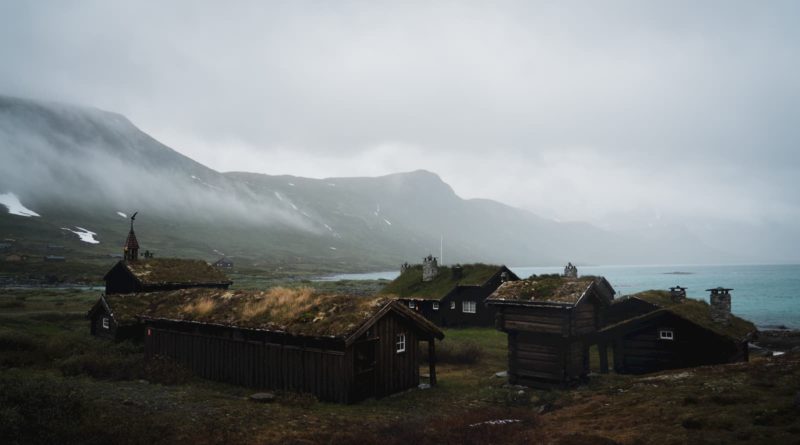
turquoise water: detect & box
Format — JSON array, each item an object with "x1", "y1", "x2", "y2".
[{"x1": 318, "y1": 264, "x2": 800, "y2": 329}]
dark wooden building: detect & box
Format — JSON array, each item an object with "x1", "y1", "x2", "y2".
[
  {"x1": 382, "y1": 262, "x2": 519, "y2": 327},
  {"x1": 599, "y1": 288, "x2": 756, "y2": 375},
  {"x1": 212, "y1": 257, "x2": 234, "y2": 269},
  {"x1": 90, "y1": 288, "x2": 444, "y2": 403},
  {"x1": 103, "y1": 258, "x2": 233, "y2": 294},
  {"x1": 486, "y1": 275, "x2": 615, "y2": 388},
  {"x1": 104, "y1": 217, "x2": 232, "y2": 294}
]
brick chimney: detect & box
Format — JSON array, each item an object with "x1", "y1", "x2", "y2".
[
  {"x1": 669, "y1": 285, "x2": 687, "y2": 303},
  {"x1": 422, "y1": 255, "x2": 439, "y2": 282},
  {"x1": 707, "y1": 287, "x2": 733, "y2": 324}
]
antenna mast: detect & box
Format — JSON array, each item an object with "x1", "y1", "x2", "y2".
[{"x1": 440, "y1": 235, "x2": 444, "y2": 266}]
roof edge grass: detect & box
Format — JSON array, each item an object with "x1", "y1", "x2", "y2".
[{"x1": 380, "y1": 263, "x2": 510, "y2": 300}]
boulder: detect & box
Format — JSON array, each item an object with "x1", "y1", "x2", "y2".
[{"x1": 249, "y1": 392, "x2": 276, "y2": 403}]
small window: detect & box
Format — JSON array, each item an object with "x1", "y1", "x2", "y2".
[
  {"x1": 659, "y1": 329, "x2": 674, "y2": 340},
  {"x1": 396, "y1": 333, "x2": 406, "y2": 353},
  {"x1": 450, "y1": 301, "x2": 456, "y2": 310},
  {"x1": 432, "y1": 302, "x2": 439, "y2": 310},
  {"x1": 408, "y1": 301, "x2": 416, "y2": 309},
  {"x1": 102, "y1": 317, "x2": 109, "y2": 329},
  {"x1": 463, "y1": 301, "x2": 476, "y2": 313}
]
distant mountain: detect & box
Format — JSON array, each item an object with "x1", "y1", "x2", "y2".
[{"x1": 0, "y1": 95, "x2": 723, "y2": 272}]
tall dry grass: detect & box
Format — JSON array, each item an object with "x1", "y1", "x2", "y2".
[
  {"x1": 241, "y1": 287, "x2": 319, "y2": 321},
  {"x1": 182, "y1": 298, "x2": 216, "y2": 316}
]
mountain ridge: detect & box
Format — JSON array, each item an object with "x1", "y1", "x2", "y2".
[{"x1": 0, "y1": 95, "x2": 724, "y2": 271}]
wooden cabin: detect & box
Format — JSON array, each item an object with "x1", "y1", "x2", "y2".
[
  {"x1": 599, "y1": 288, "x2": 756, "y2": 374},
  {"x1": 486, "y1": 275, "x2": 615, "y2": 388},
  {"x1": 212, "y1": 257, "x2": 234, "y2": 269},
  {"x1": 90, "y1": 288, "x2": 443, "y2": 403},
  {"x1": 103, "y1": 258, "x2": 233, "y2": 294},
  {"x1": 104, "y1": 216, "x2": 232, "y2": 294},
  {"x1": 381, "y1": 261, "x2": 519, "y2": 327}
]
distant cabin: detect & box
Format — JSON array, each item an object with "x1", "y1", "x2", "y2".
[
  {"x1": 487, "y1": 275, "x2": 616, "y2": 388},
  {"x1": 381, "y1": 261, "x2": 519, "y2": 327},
  {"x1": 89, "y1": 288, "x2": 443, "y2": 403},
  {"x1": 103, "y1": 258, "x2": 233, "y2": 295},
  {"x1": 599, "y1": 288, "x2": 756, "y2": 374},
  {"x1": 212, "y1": 257, "x2": 234, "y2": 269}
]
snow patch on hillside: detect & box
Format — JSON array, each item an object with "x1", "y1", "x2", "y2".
[
  {"x1": 0, "y1": 193, "x2": 40, "y2": 217},
  {"x1": 288, "y1": 182, "x2": 295, "y2": 187},
  {"x1": 117, "y1": 211, "x2": 127, "y2": 218},
  {"x1": 61, "y1": 226, "x2": 99, "y2": 244},
  {"x1": 383, "y1": 219, "x2": 392, "y2": 226}
]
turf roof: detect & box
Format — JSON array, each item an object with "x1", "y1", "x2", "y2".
[
  {"x1": 607, "y1": 290, "x2": 756, "y2": 340},
  {"x1": 122, "y1": 258, "x2": 232, "y2": 285},
  {"x1": 488, "y1": 275, "x2": 597, "y2": 304},
  {"x1": 380, "y1": 263, "x2": 506, "y2": 300},
  {"x1": 102, "y1": 287, "x2": 439, "y2": 339}
]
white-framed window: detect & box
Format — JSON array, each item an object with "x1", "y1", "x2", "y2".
[
  {"x1": 432, "y1": 302, "x2": 439, "y2": 310},
  {"x1": 659, "y1": 329, "x2": 674, "y2": 340},
  {"x1": 102, "y1": 317, "x2": 109, "y2": 329},
  {"x1": 396, "y1": 333, "x2": 406, "y2": 353},
  {"x1": 408, "y1": 301, "x2": 416, "y2": 309},
  {"x1": 463, "y1": 301, "x2": 476, "y2": 313},
  {"x1": 450, "y1": 301, "x2": 456, "y2": 310}
]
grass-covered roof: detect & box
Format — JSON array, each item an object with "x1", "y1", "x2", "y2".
[
  {"x1": 123, "y1": 258, "x2": 232, "y2": 285},
  {"x1": 607, "y1": 290, "x2": 757, "y2": 340},
  {"x1": 103, "y1": 287, "x2": 425, "y2": 339},
  {"x1": 488, "y1": 275, "x2": 598, "y2": 304},
  {"x1": 380, "y1": 263, "x2": 506, "y2": 300}
]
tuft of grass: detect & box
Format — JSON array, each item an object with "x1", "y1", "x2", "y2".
[{"x1": 182, "y1": 298, "x2": 217, "y2": 317}]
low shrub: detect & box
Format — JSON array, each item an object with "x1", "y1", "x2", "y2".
[
  {"x1": 420, "y1": 340, "x2": 485, "y2": 364},
  {"x1": 0, "y1": 300, "x2": 25, "y2": 309},
  {"x1": 59, "y1": 351, "x2": 141, "y2": 380},
  {"x1": 0, "y1": 371, "x2": 85, "y2": 444}
]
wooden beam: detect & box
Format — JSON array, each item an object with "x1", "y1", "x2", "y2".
[{"x1": 428, "y1": 339, "x2": 437, "y2": 386}]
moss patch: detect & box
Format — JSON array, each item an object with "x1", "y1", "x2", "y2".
[{"x1": 380, "y1": 263, "x2": 504, "y2": 300}]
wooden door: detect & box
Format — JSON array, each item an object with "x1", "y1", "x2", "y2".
[{"x1": 352, "y1": 339, "x2": 377, "y2": 401}]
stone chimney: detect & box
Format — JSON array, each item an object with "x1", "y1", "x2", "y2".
[
  {"x1": 452, "y1": 264, "x2": 463, "y2": 280},
  {"x1": 707, "y1": 287, "x2": 733, "y2": 324},
  {"x1": 563, "y1": 262, "x2": 578, "y2": 278},
  {"x1": 400, "y1": 262, "x2": 410, "y2": 275},
  {"x1": 422, "y1": 255, "x2": 439, "y2": 282},
  {"x1": 669, "y1": 285, "x2": 687, "y2": 303},
  {"x1": 500, "y1": 270, "x2": 510, "y2": 283}
]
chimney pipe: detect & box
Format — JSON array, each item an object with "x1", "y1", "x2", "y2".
[
  {"x1": 669, "y1": 285, "x2": 687, "y2": 303},
  {"x1": 707, "y1": 287, "x2": 733, "y2": 325}
]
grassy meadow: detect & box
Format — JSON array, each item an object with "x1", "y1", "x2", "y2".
[{"x1": 0, "y1": 287, "x2": 799, "y2": 444}]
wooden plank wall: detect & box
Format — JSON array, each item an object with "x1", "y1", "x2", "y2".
[
  {"x1": 570, "y1": 301, "x2": 597, "y2": 336},
  {"x1": 146, "y1": 328, "x2": 349, "y2": 403},
  {"x1": 500, "y1": 306, "x2": 567, "y2": 335},
  {"x1": 371, "y1": 313, "x2": 420, "y2": 397},
  {"x1": 508, "y1": 332, "x2": 564, "y2": 383}
]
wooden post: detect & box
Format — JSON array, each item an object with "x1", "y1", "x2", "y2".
[
  {"x1": 599, "y1": 342, "x2": 609, "y2": 374},
  {"x1": 428, "y1": 339, "x2": 437, "y2": 386},
  {"x1": 612, "y1": 337, "x2": 623, "y2": 373}
]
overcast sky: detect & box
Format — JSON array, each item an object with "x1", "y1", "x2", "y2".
[{"x1": 1, "y1": 1, "x2": 798, "y2": 229}]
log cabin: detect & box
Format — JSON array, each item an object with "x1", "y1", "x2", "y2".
[
  {"x1": 599, "y1": 287, "x2": 756, "y2": 374},
  {"x1": 103, "y1": 258, "x2": 233, "y2": 294},
  {"x1": 103, "y1": 223, "x2": 232, "y2": 294},
  {"x1": 381, "y1": 258, "x2": 519, "y2": 327},
  {"x1": 90, "y1": 288, "x2": 443, "y2": 403},
  {"x1": 486, "y1": 275, "x2": 615, "y2": 388}
]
